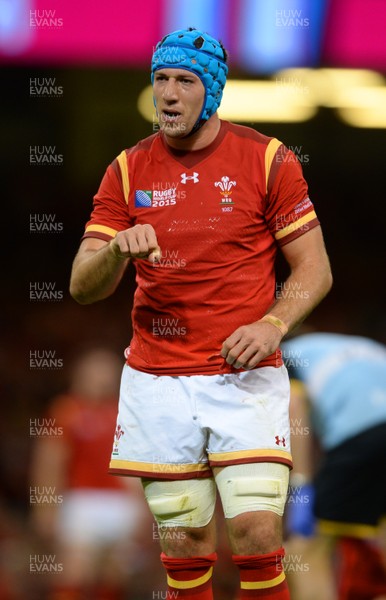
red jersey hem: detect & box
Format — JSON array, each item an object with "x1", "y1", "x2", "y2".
[{"x1": 126, "y1": 355, "x2": 283, "y2": 376}]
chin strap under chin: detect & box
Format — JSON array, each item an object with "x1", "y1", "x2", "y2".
[{"x1": 183, "y1": 118, "x2": 206, "y2": 138}]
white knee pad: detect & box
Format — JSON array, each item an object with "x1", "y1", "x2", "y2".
[
  {"x1": 142, "y1": 478, "x2": 216, "y2": 528},
  {"x1": 215, "y1": 463, "x2": 289, "y2": 518}
]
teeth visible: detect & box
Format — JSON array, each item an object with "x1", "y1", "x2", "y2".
[{"x1": 162, "y1": 111, "x2": 180, "y2": 122}]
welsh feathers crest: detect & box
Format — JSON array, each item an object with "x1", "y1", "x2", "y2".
[{"x1": 214, "y1": 176, "x2": 236, "y2": 197}]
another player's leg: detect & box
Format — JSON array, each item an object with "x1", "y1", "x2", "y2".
[
  {"x1": 284, "y1": 533, "x2": 338, "y2": 600},
  {"x1": 143, "y1": 478, "x2": 217, "y2": 600},
  {"x1": 337, "y1": 536, "x2": 386, "y2": 600},
  {"x1": 215, "y1": 463, "x2": 291, "y2": 599},
  {"x1": 313, "y1": 423, "x2": 386, "y2": 600}
]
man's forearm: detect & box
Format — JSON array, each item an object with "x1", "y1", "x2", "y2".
[
  {"x1": 268, "y1": 259, "x2": 332, "y2": 334},
  {"x1": 70, "y1": 241, "x2": 129, "y2": 304}
]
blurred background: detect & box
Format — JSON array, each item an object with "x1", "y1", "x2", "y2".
[{"x1": 1, "y1": 0, "x2": 386, "y2": 597}]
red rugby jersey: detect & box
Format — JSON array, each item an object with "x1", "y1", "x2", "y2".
[
  {"x1": 48, "y1": 394, "x2": 126, "y2": 490},
  {"x1": 83, "y1": 121, "x2": 319, "y2": 375}
]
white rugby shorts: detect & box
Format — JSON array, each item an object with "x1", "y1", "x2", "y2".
[
  {"x1": 109, "y1": 365, "x2": 292, "y2": 479},
  {"x1": 56, "y1": 490, "x2": 147, "y2": 543}
]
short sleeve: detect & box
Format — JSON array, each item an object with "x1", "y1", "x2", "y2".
[
  {"x1": 82, "y1": 154, "x2": 133, "y2": 242},
  {"x1": 264, "y1": 144, "x2": 320, "y2": 247}
]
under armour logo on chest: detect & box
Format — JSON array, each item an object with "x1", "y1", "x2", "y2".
[{"x1": 180, "y1": 172, "x2": 199, "y2": 184}]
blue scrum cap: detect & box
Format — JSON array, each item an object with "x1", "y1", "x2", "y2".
[{"x1": 151, "y1": 28, "x2": 228, "y2": 124}]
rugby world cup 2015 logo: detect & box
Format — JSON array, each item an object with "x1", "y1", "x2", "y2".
[
  {"x1": 135, "y1": 190, "x2": 152, "y2": 207},
  {"x1": 135, "y1": 188, "x2": 178, "y2": 208}
]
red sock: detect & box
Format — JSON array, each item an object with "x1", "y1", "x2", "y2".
[
  {"x1": 161, "y1": 552, "x2": 217, "y2": 599},
  {"x1": 338, "y1": 538, "x2": 386, "y2": 600},
  {"x1": 233, "y1": 548, "x2": 290, "y2": 599}
]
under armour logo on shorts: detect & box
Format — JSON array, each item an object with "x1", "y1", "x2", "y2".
[{"x1": 275, "y1": 435, "x2": 286, "y2": 447}]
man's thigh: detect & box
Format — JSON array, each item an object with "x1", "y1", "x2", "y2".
[{"x1": 109, "y1": 365, "x2": 211, "y2": 479}]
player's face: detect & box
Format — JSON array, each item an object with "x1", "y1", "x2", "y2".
[{"x1": 153, "y1": 68, "x2": 205, "y2": 138}]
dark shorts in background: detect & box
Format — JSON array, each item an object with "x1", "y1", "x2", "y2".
[{"x1": 315, "y1": 422, "x2": 386, "y2": 538}]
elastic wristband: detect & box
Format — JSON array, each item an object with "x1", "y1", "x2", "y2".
[{"x1": 259, "y1": 314, "x2": 288, "y2": 336}]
